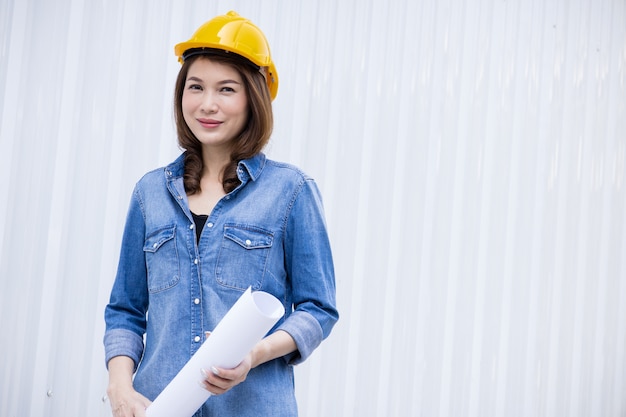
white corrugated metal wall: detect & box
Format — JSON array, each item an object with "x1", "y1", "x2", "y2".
[{"x1": 0, "y1": 0, "x2": 624, "y2": 416}]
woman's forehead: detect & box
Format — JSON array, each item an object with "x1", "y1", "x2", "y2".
[{"x1": 187, "y1": 57, "x2": 243, "y2": 81}]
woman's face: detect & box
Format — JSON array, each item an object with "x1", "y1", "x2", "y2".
[{"x1": 182, "y1": 58, "x2": 249, "y2": 151}]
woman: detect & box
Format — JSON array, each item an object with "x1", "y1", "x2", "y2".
[{"x1": 104, "y1": 11, "x2": 338, "y2": 417}]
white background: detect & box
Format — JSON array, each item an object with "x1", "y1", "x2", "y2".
[{"x1": 1, "y1": 0, "x2": 625, "y2": 416}]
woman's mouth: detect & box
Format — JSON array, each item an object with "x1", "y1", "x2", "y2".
[{"x1": 197, "y1": 118, "x2": 222, "y2": 128}]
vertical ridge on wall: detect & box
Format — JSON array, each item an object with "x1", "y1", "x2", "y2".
[
  {"x1": 29, "y1": 0, "x2": 85, "y2": 413},
  {"x1": 0, "y1": 0, "x2": 29, "y2": 413},
  {"x1": 375, "y1": 0, "x2": 417, "y2": 415},
  {"x1": 339, "y1": 0, "x2": 375, "y2": 415}
]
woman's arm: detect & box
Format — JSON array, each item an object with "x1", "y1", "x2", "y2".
[{"x1": 250, "y1": 329, "x2": 297, "y2": 368}]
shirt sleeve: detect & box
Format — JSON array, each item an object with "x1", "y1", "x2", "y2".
[
  {"x1": 278, "y1": 178, "x2": 339, "y2": 365},
  {"x1": 103, "y1": 186, "x2": 149, "y2": 370}
]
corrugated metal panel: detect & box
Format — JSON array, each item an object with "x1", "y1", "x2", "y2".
[{"x1": 0, "y1": 0, "x2": 624, "y2": 416}]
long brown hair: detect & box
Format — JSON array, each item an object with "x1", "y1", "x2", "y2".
[{"x1": 174, "y1": 52, "x2": 274, "y2": 194}]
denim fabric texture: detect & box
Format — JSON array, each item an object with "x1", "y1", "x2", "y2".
[{"x1": 104, "y1": 152, "x2": 338, "y2": 417}]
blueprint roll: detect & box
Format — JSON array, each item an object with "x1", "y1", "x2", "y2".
[{"x1": 146, "y1": 287, "x2": 285, "y2": 417}]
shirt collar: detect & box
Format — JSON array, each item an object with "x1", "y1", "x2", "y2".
[
  {"x1": 165, "y1": 152, "x2": 266, "y2": 181},
  {"x1": 237, "y1": 153, "x2": 266, "y2": 182},
  {"x1": 165, "y1": 153, "x2": 186, "y2": 178}
]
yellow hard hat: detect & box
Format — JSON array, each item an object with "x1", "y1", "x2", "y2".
[{"x1": 174, "y1": 11, "x2": 279, "y2": 100}]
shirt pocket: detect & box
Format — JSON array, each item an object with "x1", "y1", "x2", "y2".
[
  {"x1": 143, "y1": 225, "x2": 181, "y2": 293},
  {"x1": 216, "y1": 224, "x2": 273, "y2": 291}
]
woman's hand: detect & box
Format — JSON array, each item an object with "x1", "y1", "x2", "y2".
[
  {"x1": 199, "y1": 331, "x2": 254, "y2": 395},
  {"x1": 107, "y1": 356, "x2": 151, "y2": 416},
  {"x1": 199, "y1": 354, "x2": 253, "y2": 395},
  {"x1": 198, "y1": 330, "x2": 297, "y2": 395},
  {"x1": 107, "y1": 384, "x2": 151, "y2": 417}
]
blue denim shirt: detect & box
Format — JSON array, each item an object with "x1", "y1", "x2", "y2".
[{"x1": 104, "y1": 153, "x2": 338, "y2": 416}]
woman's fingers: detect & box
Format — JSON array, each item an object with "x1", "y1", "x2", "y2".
[{"x1": 199, "y1": 368, "x2": 228, "y2": 395}]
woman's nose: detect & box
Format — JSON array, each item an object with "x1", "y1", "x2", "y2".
[{"x1": 200, "y1": 93, "x2": 218, "y2": 113}]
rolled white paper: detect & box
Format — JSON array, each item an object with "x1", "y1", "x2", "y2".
[{"x1": 145, "y1": 287, "x2": 285, "y2": 417}]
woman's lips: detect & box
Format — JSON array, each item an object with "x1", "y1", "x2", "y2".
[{"x1": 197, "y1": 118, "x2": 222, "y2": 128}]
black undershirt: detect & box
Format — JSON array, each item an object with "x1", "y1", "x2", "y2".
[{"x1": 191, "y1": 212, "x2": 208, "y2": 243}]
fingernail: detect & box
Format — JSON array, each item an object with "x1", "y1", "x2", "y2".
[
  {"x1": 197, "y1": 380, "x2": 209, "y2": 391},
  {"x1": 200, "y1": 368, "x2": 209, "y2": 378},
  {"x1": 211, "y1": 366, "x2": 220, "y2": 376}
]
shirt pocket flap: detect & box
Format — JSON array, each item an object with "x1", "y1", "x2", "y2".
[
  {"x1": 144, "y1": 226, "x2": 176, "y2": 253},
  {"x1": 223, "y1": 226, "x2": 273, "y2": 250}
]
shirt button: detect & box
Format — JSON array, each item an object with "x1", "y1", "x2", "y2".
[
  {"x1": 152, "y1": 243, "x2": 158, "y2": 248},
  {"x1": 194, "y1": 258, "x2": 198, "y2": 265},
  {"x1": 194, "y1": 298, "x2": 200, "y2": 305},
  {"x1": 194, "y1": 336, "x2": 201, "y2": 342},
  {"x1": 245, "y1": 239, "x2": 252, "y2": 246},
  {"x1": 207, "y1": 222, "x2": 213, "y2": 228},
  {"x1": 190, "y1": 224, "x2": 194, "y2": 230}
]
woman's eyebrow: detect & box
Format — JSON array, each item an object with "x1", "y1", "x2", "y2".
[
  {"x1": 217, "y1": 79, "x2": 241, "y2": 85},
  {"x1": 186, "y1": 76, "x2": 241, "y2": 85}
]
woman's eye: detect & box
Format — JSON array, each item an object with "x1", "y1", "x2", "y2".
[
  {"x1": 188, "y1": 84, "x2": 203, "y2": 91},
  {"x1": 220, "y1": 86, "x2": 235, "y2": 93}
]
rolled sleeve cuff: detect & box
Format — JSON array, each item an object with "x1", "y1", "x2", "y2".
[
  {"x1": 277, "y1": 310, "x2": 323, "y2": 366},
  {"x1": 103, "y1": 328, "x2": 144, "y2": 371}
]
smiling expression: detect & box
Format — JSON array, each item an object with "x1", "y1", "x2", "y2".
[{"x1": 182, "y1": 58, "x2": 249, "y2": 151}]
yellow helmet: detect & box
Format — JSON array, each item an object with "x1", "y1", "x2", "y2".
[{"x1": 174, "y1": 11, "x2": 279, "y2": 100}]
